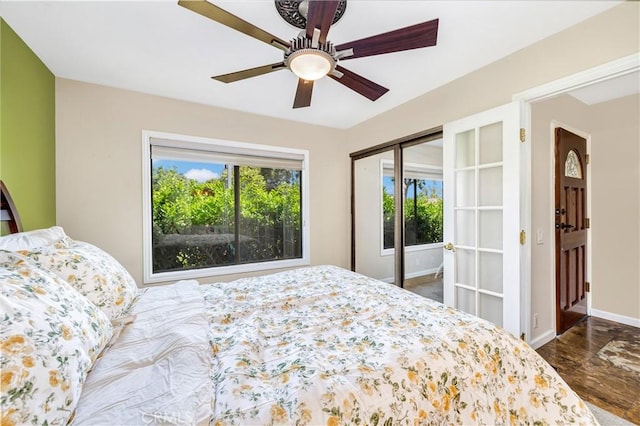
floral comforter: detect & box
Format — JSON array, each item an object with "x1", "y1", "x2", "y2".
[
  {"x1": 202, "y1": 265, "x2": 597, "y2": 426},
  {"x1": 73, "y1": 265, "x2": 597, "y2": 425}
]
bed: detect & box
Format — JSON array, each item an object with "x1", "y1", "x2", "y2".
[{"x1": 0, "y1": 184, "x2": 597, "y2": 425}]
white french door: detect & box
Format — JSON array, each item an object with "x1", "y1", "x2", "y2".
[{"x1": 443, "y1": 102, "x2": 523, "y2": 337}]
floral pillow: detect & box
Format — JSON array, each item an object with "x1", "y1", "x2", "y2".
[
  {"x1": 16, "y1": 236, "x2": 138, "y2": 321},
  {"x1": 0, "y1": 251, "x2": 113, "y2": 426}
]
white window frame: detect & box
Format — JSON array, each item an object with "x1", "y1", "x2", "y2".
[
  {"x1": 380, "y1": 159, "x2": 444, "y2": 256},
  {"x1": 142, "y1": 130, "x2": 310, "y2": 284}
]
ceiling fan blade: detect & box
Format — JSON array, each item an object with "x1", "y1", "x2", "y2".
[
  {"x1": 306, "y1": 0, "x2": 340, "y2": 44},
  {"x1": 293, "y1": 79, "x2": 314, "y2": 109},
  {"x1": 212, "y1": 62, "x2": 287, "y2": 83},
  {"x1": 336, "y1": 19, "x2": 439, "y2": 60},
  {"x1": 328, "y1": 65, "x2": 389, "y2": 101},
  {"x1": 179, "y1": 0, "x2": 291, "y2": 51}
]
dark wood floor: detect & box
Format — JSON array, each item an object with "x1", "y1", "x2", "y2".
[{"x1": 536, "y1": 316, "x2": 640, "y2": 424}]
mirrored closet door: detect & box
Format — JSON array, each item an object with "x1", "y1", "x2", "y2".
[
  {"x1": 353, "y1": 150, "x2": 396, "y2": 283},
  {"x1": 402, "y1": 141, "x2": 444, "y2": 302},
  {"x1": 351, "y1": 129, "x2": 443, "y2": 289}
]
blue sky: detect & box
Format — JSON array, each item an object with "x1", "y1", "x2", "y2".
[
  {"x1": 154, "y1": 159, "x2": 225, "y2": 182},
  {"x1": 383, "y1": 177, "x2": 443, "y2": 198},
  {"x1": 157, "y1": 159, "x2": 443, "y2": 196}
]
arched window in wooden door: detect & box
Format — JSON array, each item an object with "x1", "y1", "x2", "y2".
[{"x1": 564, "y1": 150, "x2": 583, "y2": 179}]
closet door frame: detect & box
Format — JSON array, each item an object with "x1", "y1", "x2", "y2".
[{"x1": 350, "y1": 127, "x2": 443, "y2": 287}]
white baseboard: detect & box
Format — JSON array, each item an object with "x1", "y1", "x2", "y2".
[
  {"x1": 526, "y1": 311, "x2": 639, "y2": 350},
  {"x1": 406, "y1": 267, "x2": 439, "y2": 279},
  {"x1": 381, "y1": 267, "x2": 440, "y2": 284},
  {"x1": 591, "y1": 309, "x2": 640, "y2": 328},
  {"x1": 529, "y1": 329, "x2": 556, "y2": 349}
]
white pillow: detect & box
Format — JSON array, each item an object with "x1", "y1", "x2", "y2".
[
  {"x1": 15, "y1": 236, "x2": 139, "y2": 321},
  {"x1": 0, "y1": 226, "x2": 66, "y2": 250},
  {"x1": 0, "y1": 250, "x2": 113, "y2": 426}
]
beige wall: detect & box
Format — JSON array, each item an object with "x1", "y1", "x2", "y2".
[
  {"x1": 354, "y1": 150, "x2": 394, "y2": 280},
  {"x1": 346, "y1": 3, "x2": 639, "y2": 150},
  {"x1": 530, "y1": 94, "x2": 640, "y2": 342},
  {"x1": 56, "y1": 79, "x2": 350, "y2": 285},
  {"x1": 589, "y1": 95, "x2": 640, "y2": 321}
]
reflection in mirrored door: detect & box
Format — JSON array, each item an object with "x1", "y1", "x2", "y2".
[
  {"x1": 353, "y1": 151, "x2": 396, "y2": 283},
  {"x1": 351, "y1": 129, "x2": 444, "y2": 289},
  {"x1": 401, "y1": 140, "x2": 444, "y2": 302}
]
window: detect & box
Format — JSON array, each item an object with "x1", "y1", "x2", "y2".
[
  {"x1": 142, "y1": 131, "x2": 309, "y2": 283},
  {"x1": 381, "y1": 161, "x2": 443, "y2": 251},
  {"x1": 564, "y1": 150, "x2": 583, "y2": 178}
]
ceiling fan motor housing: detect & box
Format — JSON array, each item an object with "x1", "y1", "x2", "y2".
[
  {"x1": 284, "y1": 34, "x2": 338, "y2": 78},
  {"x1": 275, "y1": 0, "x2": 347, "y2": 29}
]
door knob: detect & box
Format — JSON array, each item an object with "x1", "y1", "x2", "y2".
[
  {"x1": 555, "y1": 208, "x2": 566, "y2": 216},
  {"x1": 555, "y1": 223, "x2": 575, "y2": 230},
  {"x1": 443, "y1": 242, "x2": 456, "y2": 252}
]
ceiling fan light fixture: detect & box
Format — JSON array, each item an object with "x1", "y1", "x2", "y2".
[{"x1": 288, "y1": 49, "x2": 334, "y2": 81}]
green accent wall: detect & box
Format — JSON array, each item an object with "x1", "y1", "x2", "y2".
[{"x1": 0, "y1": 19, "x2": 56, "y2": 234}]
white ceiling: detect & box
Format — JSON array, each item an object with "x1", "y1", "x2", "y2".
[
  {"x1": 0, "y1": 0, "x2": 623, "y2": 129},
  {"x1": 568, "y1": 71, "x2": 640, "y2": 105}
]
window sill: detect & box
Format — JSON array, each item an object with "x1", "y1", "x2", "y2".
[
  {"x1": 143, "y1": 257, "x2": 309, "y2": 284},
  {"x1": 381, "y1": 242, "x2": 443, "y2": 257}
]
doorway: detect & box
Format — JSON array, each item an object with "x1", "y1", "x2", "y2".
[
  {"x1": 442, "y1": 102, "x2": 524, "y2": 336},
  {"x1": 554, "y1": 127, "x2": 588, "y2": 333},
  {"x1": 521, "y1": 54, "x2": 638, "y2": 347}
]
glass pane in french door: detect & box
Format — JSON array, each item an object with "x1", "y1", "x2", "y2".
[
  {"x1": 448, "y1": 122, "x2": 506, "y2": 327},
  {"x1": 354, "y1": 151, "x2": 395, "y2": 283},
  {"x1": 402, "y1": 140, "x2": 444, "y2": 302}
]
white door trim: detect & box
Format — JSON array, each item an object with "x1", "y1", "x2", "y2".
[
  {"x1": 519, "y1": 102, "x2": 531, "y2": 342},
  {"x1": 513, "y1": 53, "x2": 640, "y2": 103}
]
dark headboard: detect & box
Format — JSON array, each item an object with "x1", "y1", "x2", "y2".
[{"x1": 0, "y1": 180, "x2": 23, "y2": 234}]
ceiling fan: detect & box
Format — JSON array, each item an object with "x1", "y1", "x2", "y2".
[{"x1": 178, "y1": 0, "x2": 439, "y2": 109}]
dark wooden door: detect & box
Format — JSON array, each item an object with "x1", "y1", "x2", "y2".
[{"x1": 555, "y1": 128, "x2": 588, "y2": 334}]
